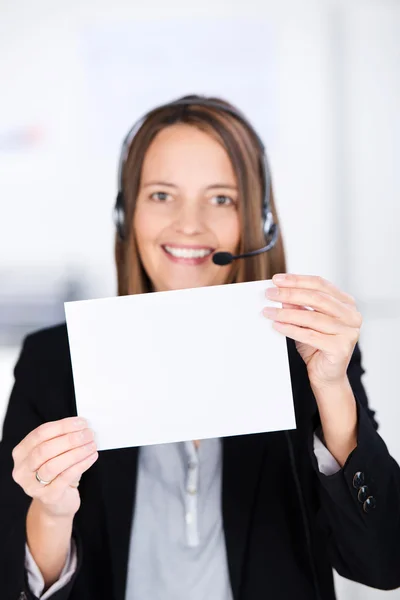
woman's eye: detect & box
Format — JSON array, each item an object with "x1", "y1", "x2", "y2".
[
  {"x1": 150, "y1": 192, "x2": 170, "y2": 202},
  {"x1": 210, "y1": 195, "x2": 234, "y2": 206}
]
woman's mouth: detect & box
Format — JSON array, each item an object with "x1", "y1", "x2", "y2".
[{"x1": 161, "y1": 244, "x2": 214, "y2": 265}]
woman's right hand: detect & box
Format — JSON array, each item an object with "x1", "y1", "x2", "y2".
[{"x1": 12, "y1": 417, "x2": 98, "y2": 519}]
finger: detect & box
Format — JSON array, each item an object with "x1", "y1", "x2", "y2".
[
  {"x1": 32, "y1": 442, "x2": 97, "y2": 486},
  {"x1": 281, "y1": 302, "x2": 307, "y2": 311},
  {"x1": 69, "y1": 479, "x2": 81, "y2": 489},
  {"x1": 267, "y1": 288, "x2": 362, "y2": 327},
  {"x1": 36, "y1": 452, "x2": 98, "y2": 501},
  {"x1": 26, "y1": 428, "x2": 95, "y2": 473},
  {"x1": 263, "y1": 306, "x2": 347, "y2": 335},
  {"x1": 14, "y1": 417, "x2": 88, "y2": 462},
  {"x1": 51, "y1": 453, "x2": 97, "y2": 491},
  {"x1": 272, "y1": 322, "x2": 335, "y2": 353},
  {"x1": 272, "y1": 274, "x2": 356, "y2": 306}
]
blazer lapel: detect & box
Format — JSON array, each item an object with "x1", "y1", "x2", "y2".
[
  {"x1": 222, "y1": 432, "x2": 267, "y2": 600},
  {"x1": 98, "y1": 447, "x2": 139, "y2": 600},
  {"x1": 286, "y1": 338, "x2": 319, "y2": 429}
]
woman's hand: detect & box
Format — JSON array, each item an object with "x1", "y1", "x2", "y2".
[
  {"x1": 12, "y1": 417, "x2": 98, "y2": 519},
  {"x1": 263, "y1": 274, "x2": 361, "y2": 465},
  {"x1": 263, "y1": 274, "x2": 362, "y2": 389}
]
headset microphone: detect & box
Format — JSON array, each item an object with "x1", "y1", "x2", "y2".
[{"x1": 212, "y1": 223, "x2": 279, "y2": 266}]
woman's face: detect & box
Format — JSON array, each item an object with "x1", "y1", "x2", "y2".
[{"x1": 134, "y1": 123, "x2": 240, "y2": 292}]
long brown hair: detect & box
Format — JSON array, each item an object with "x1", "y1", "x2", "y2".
[{"x1": 115, "y1": 95, "x2": 286, "y2": 295}]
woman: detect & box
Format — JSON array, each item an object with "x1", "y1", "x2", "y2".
[{"x1": 1, "y1": 95, "x2": 400, "y2": 600}]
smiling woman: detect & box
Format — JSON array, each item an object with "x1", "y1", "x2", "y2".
[
  {"x1": 115, "y1": 96, "x2": 286, "y2": 295},
  {"x1": 2, "y1": 95, "x2": 400, "y2": 600}
]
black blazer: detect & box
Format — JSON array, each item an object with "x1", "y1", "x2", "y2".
[{"x1": 1, "y1": 324, "x2": 400, "y2": 600}]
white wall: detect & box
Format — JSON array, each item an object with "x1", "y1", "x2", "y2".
[
  {"x1": 1, "y1": 1, "x2": 399, "y2": 598},
  {"x1": 0, "y1": 1, "x2": 341, "y2": 290}
]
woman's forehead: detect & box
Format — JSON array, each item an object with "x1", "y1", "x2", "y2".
[{"x1": 141, "y1": 124, "x2": 236, "y2": 184}]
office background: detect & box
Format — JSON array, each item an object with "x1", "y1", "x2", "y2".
[{"x1": 0, "y1": 0, "x2": 399, "y2": 598}]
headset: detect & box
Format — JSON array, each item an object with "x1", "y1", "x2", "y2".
[{"x1": 113, "y1": 95, "x2": 321, "y2": 599}]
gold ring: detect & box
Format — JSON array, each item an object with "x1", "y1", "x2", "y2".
[{"x1": 35, "y1": 470, "x2": 52, "y2": 486}]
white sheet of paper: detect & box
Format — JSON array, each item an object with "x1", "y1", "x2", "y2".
[{"x1": 64, "y1": 280, "x2": 296, "y2": 451}]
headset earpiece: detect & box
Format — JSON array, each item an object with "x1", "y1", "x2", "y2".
[{"x1": 113, "y1": 191, "x2": 126, "y2": 241}]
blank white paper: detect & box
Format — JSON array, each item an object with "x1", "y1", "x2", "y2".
[{"x1": 64, "y1": 280, "x2": 296, "y2": 451}]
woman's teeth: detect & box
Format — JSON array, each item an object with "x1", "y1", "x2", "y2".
[{"x1": 164, "y1": 246, "x2": 212, "y2": 259}]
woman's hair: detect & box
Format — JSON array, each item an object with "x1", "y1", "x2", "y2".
[{"x1": 115, "y1": 95, "x2": 287, "y2": 295}]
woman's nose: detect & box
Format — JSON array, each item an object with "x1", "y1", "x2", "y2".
[{"x1": 174, "y1": 203, "x2": 204, "y2": 235}]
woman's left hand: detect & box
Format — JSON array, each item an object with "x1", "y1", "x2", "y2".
[{"x1": 263, "y1": 274, "x2": 363, "y2": 389}]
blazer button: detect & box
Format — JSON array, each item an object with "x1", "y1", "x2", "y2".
[
  {"x1": 363, "y1": 496, "x2": 376, "y2": 513},
  {"x1": 357, "y1": 485, "x2": 369, "y2": 503},
  {"x1": 352, "y1": 471, "x2": 365, "y2": 489}
]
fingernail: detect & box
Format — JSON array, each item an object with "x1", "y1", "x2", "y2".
[
  {"x1": 273, "y1": 274, "x2": 287, "y2": 283},
  {"x1": 263, "y1": 307, "x2": 278, "y2": 318},
  {"x1": 266, "y1": 287, "x2": 279, "y2": 298},
  {"x1": 75, "y1": 418, "x2": 87, "y2": 428}
]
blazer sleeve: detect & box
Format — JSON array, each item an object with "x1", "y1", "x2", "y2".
[
  {"x1": 0, "y1": 335, "x2": 81, "y2": 600},
  {"x1": 25, "y1": 539, "x2": 77, "y2": 599},
  {"x1": 309, "y1": 343, "x2": 400, "y2": 590}
]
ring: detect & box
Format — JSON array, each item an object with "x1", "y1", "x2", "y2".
[{"x1": 35, "y1": 470, "x2": 52, "y2": 486}]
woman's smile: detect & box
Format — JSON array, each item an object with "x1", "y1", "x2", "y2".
[{"x1": 161, "y1": 243, "x2": 214, "y2": 266}]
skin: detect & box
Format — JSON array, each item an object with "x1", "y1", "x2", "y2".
[
  {"x1": 12, "y1": 123, "x2": 361, "y2": 589},
  {"x1": 13, "y1": 417, "x2": 97, "y2": 588},
  {"x1": 134, "y1": 124, "x2": 240, "y2": 292}
]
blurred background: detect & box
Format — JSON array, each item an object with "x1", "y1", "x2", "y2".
[{"x1": 0, "y1": 0, "x2": 399, "y2": 597}]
